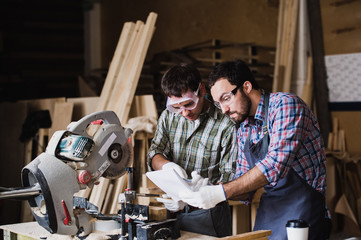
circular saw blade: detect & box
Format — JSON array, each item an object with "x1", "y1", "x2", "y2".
[{"x1": 102, "y1": 141, "x2": 132, "y2": 179}]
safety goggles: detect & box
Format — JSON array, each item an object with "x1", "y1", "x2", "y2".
[
  {"x1": 214, "y1": 85, "x2": 241, "y2": 109},
  {"x1": 166, "y1": 84, "x2": 200, "y2": 113}
]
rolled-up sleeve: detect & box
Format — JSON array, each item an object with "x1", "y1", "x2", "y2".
[
  {"x1": 147, "y1": 110, "x2": 171, "y2": 170},
  {"x1": 256, "y1": 96, "x2": 307, "y2": 186}
]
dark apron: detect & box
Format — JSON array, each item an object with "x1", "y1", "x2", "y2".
[
  {"x1": 174, "y1": 201, "x2": 232, "y2": 237},
  {"x1": 245, "y1": 93, "x2": 327, "y2": 240}
]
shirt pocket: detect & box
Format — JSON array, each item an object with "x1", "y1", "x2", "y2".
[{"x1": 194, "y1": 141, "x2": 219, "y2": 179}]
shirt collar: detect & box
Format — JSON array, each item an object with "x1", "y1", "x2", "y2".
[
  {"x1": 243, "y1": 89, "x2": 266, "y2": 126},
  {"x1": 254, "y1": 89, "x2": 267, "y2": 122},
  {"x1": 202, "y1": 98, "x2": 220, "y2": 120}
]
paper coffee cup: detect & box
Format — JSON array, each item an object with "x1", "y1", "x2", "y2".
[{"x1": 286, "y1": 219, "x2": 309, "y2": 240}]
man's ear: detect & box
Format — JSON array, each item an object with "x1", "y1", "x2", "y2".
[
  {"x1": 199, "y1": 83, "x2": 206, "y2": 97},
  {"x1": 243, "y1": 81, "x2": 253, "y2": 95}
]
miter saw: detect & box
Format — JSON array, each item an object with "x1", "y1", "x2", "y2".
[{"x1": 0, "y1": 110, "x2": 180, "y2": 239}]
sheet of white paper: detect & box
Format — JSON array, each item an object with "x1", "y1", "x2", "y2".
[{"x1": 145, "y1": 169, "x2": 193, "y2": 201}]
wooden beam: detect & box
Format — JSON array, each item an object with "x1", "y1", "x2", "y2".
[
  {"x1": 301, "y1": 56, "x2": 313, "y2": 106},
  {"x1": 97, "y1": 21, "x2": 136, "y2": 112},
  {"x1": 307, "y1": 0, "x2": 331, "y2": 144},
  {"x1": 109, "y1": 12, "x2": 157, "y2": 124},
  {"x1": 282, "y1": 0, "x2": 299, "y2": 92},
  {"x1": 272, "y1": 0, "x2": 286, "y2": 92},
  {"x1": 48, "y1": 102, "x2": 74, "y2": 138}
]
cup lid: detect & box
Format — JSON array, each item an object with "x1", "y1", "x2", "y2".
[{"x1": 286, "y1": 219, "x2": 309, "y2": 228}]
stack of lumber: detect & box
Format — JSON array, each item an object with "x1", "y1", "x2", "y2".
[
  {"x1": 326, "y1": 117, "x2": 361, "y2": 236},
  {"x1": 327, "y1": 117, "x2": 346, "y2": 153},
  {"x1": 76, "y1": 12, "x2": 158, "y2": 214},
  {"x1": 272, "y1": 0, "x2": 313, "y2": 107}
]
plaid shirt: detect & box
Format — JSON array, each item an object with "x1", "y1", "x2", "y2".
[
  {"x1": 236, "y1": 91, "x2": 327, "y2": 196},
  {"x1": 148, "y1": 101, "x2": 237, "y2": 184}
]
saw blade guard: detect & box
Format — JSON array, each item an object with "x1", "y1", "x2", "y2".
[
  {"x1": 45, "y1": 110, "x2": 133, "y2": 183},
  {"x1": 66, "y1": 110, "x2": 133, "y2": 180}
]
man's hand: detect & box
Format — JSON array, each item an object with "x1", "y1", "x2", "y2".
[
  {"x1": 156, "y1": 194, "x2": 186, "y2": 212},
  {"x1": 190, "y1": 171, "x2": 209, "y2": 191},
  {"x1": 162, "y1": 162, "x2": 188, "y2": 179},
  {"x1": 180, "y1": 184, "x2": 226, "y2": 209}
]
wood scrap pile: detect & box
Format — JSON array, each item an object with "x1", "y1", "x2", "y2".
[
  {"x1": 326, "y1": 117, "x2": 361, "y2": 236},
  {"x1": 75, "y1": 12, "x2": 159, "y2": 215}
]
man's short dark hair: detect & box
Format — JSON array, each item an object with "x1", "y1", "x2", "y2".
[
  {"x1": 208, "y1": 60, "x2": 259, "y2": 90},
  {"x1": 161, "y1": 63, "x2": 201, "y2": 97}
]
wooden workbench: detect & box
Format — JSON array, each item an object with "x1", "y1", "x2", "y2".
[{"x1": 0, "y1": 221, "x2": 271, "y2": 239}]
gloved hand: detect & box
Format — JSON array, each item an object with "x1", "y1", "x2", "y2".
[
  {"x1": 162, "y1": 162, "x2": 188, "y2": 179},
  {"x1": 190, "y1": 171, "x2": 209, "y2": 191},
  {"x1": 179, "y1": 184, "x2": 226, "y2": 209},
  {"x1": 156, "y1": 194, "x2": 186, "y2": 212}
]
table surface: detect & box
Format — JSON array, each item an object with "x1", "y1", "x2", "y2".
[{"x1": 0, "y1": 221, "x2": 217, "y2": 240}]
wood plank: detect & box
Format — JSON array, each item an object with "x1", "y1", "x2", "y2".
[
  {"x1": 89, "y1": 178, "x2": 110, "y2": 210},
  {"x1": 332, "y1": 117, "x2": 339, "y2": 151},
  {"x1": 73, "y1": 186, "x2": 92, "y2": 199},
  {"x1": 1, "y1": 222, "x2": 270, "y2": 239},
  {"x1": 96, "y1": 21, "x2": 136, "y2": 111},
  {"x1": 106, "y1": 22, "x2": 145, "y2": 116},
  {"x1": 129, "y1": 95, "x2": 158, "y2": 120},
  {"x1": 272, "y1": 0, "x2": 286, "y2": 92},
  {"x1": 230, "y1": 202, "x2": 251, "y2": 235},
  {"x1": 67, "y1": 96, "x2": 99, "y2": 120},
  {"x1": 220, "y1": 230, "x2": 272, "y2": 240},
  {"x1": 251, "y1": 188, "x2": 265, "y2": 230},
  {"x1": 84, "y1": 22, "x2": 136, "y2": 208},
  {"x1": 101, "y1": 183, "x2": 114, "y2": 214},
  {"x1": 48, "y1": 102, "x2": 74, "y2": 139},
  {"x1": 326, "y1": 157, "x2": 337, "y2": 211},
  {"x1": 105, "y1": 12, "x2": 157, "y2": 214},
  {"x1": 148, "y1": 206, "x2": 167, "y2": 221},
  {"x1": 282, "y1": 0, "x2": 299, "y2": 92},
  {"x1": 338, "y1": 129, "x2": 346, "y2": 152},
  {"x1": 88, "y1": 20, "x2": 141, "y2": 212},
  {"x1": 301, "y1": 56, "x2": 313, "y2": 106},
  {"x1": 109, "y1": 12, "x2": 157, "y2": 124},
  {"x1": 86, "y1": 12, "x2": 158, "y2": 215},
  {"x1": 307, "y1": 0, "x2": 331, "y2": 144},
  {"x1": 19, "y1": 98, "x2": 66, "y2": 121},
  {"x1": 109, "y1": 173, "x2": 129, "y2": 214}
]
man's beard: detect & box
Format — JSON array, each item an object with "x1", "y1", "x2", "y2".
[{"x1": 227, "y1": 92, "x2": 251, "y2": 124}]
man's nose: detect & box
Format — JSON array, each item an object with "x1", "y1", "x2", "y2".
[
  {"x1": 221, "y1": 105, "x2": 229, "y2": 114},
  {"x1": 181, "y1": 108, "x2": 190, "y2": 116}
]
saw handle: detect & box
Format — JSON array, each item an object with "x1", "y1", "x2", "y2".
[{"x1": 67, "y1": 111, "x2": 121, "y2": 138}]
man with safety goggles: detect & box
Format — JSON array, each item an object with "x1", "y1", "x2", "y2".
[
  {"x1": 178, "y1": 60, "x2": 332, "y2": 240},
  {"x1": 147, "y1": 63, "x2": 237, "y2": 237}
]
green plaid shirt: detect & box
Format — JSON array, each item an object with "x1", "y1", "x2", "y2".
[{"x1": 147, "y1": 101, "x2": 237, "y2": 184}]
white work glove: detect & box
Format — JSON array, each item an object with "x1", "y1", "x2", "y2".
[
  {"x1": 179, "y1": 184, "x2": 226, "y2": 209},
  {"x1": 162, "y1": 162, "x2": 188, "y2": 179},
  {"x1": 156, "y1": 194, "x2": 186, "y2": 212},
  {"x1": 190, "y1": 171, "x2": 209, "y2": 191}
]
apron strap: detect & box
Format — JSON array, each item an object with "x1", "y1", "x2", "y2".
[{"x1": 246, "y1": 93, "x2": 270, "y2": 142}]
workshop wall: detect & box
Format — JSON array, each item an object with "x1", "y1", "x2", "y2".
[
  {"x1": 99, "y1": 0, "x2": 279, "y2": 68},
  {"x1": 0, "y1": 0, "x2": 84, "y2": 102},
  {"x1": 99, "y1": 0, "x2": 361, "y2": 155},
  {"x1": 321, "y1": 0, "x2": 361, "y2": 156}
]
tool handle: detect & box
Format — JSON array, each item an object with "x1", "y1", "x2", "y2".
[{"x1": 67, "y1": 111, "x2": 121, "y2": 137}]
